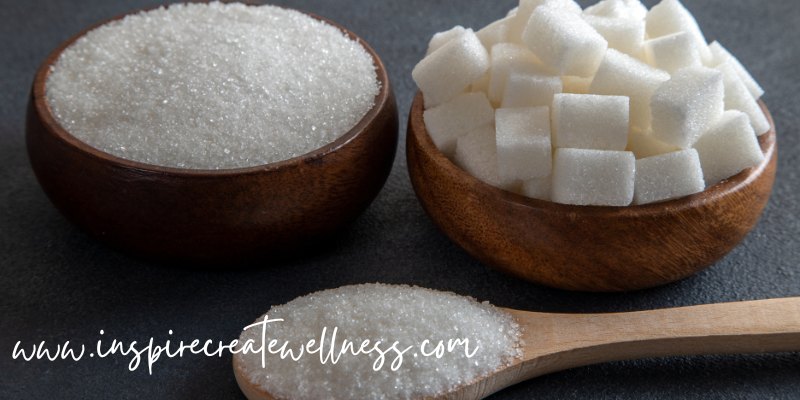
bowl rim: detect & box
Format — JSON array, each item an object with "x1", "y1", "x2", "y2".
[
  {"x1": 409, "y1": 90, "x2": 777, "y2": 217},
  {"x1": 32, "y1": 0, "x2": 391, "y2": 177}
]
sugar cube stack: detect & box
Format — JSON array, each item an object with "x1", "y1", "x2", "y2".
[
  {"x1": 643, "y1": 32, "x2": 702, "y2": 75},
  {"x1": 583, "y1": 0, "x2": 634, "y2": 19},
  {"x1": 413, "y1": 29, "x2": 490, "y2": 109},
  {"x1": 476, "y1": 16, "x2": 513, "y2": 50},
  {"x1": 488, "y1": 43, "x2": 542, "y2": 103},
  {"x1": 423, "y1": 92, "x2": 495, "y2": 159},
  {"x1": 645, "y1": 0, "x2": 713, "y2": 64},
  {"x1": 507, "y1": 0, "x2": 583, "y2": 43},
  {"x1": 501, "y1": 60, "x2": 562, "y2": 108},
  {"x1": 633, "y1": 149, "x2": 705, "y2": 205},
  {"x1": 707, "y1": 41, "x2": 765, "y2": 99},
  {"x1": 715, "y1": 61, "x2": 770, "y2": 135},
  {"x1": 471, "y1": 70, "x2": 492, "y2": 94},
  {"x1": 520, "y1": 176, "x2": 552, "y2": 201},
  {"x1": 693, "y1": 110, "x2": 765, "y2": 187},
  {"x1": 588, "y1": 49, "x2": 670, "y2": 130},
  {"x1": 583, "y1": 15, "x2": 645, "y2": 60},
  {"x1": 621, "y1": 0, "x2": 649, "y2": 20},
  {"x1": 454, "y1": 125, "x2": 521, "y2": 192},
  {"x1": 413, "y1": 0, "x2": 768, "y2": 206},
  {"x1": 552, "y1": 93, "x2": 629, "y2": 151},
  {"x1": 650, "y1": 66, "x2": 725, "y2": 149},
  {"x1": 562, "y1": 76, "x2": 592, "y2": 94},
  {"x1": 627, "y1": 127, "x2": 680, "y2": 160},
  {"x1": 496, "y1": 107, "x2": 552, "y2": 180},
  {"x1": 552, "y1": 149, "x2": 635, "y2": 206},
  {"x1": 426, "y1": 26, "x2": 468, "y2": 56},
  {"x1": 522, "y1": 6, "x2": 608, "y2": 78},
  {"x1": 584, "y1": 0, "x2": 648, "y2": 21}
]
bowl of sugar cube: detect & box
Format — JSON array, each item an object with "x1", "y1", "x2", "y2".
[
  {"x1": 407, "y1": 0, "x2": 776, "y2": 292},
  {"x1": 26, "y1": 1, "x2": 398, "y2": 265}
]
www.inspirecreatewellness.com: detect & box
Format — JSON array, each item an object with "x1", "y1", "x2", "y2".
[{"x1": 11, "y1": 317, "x2": 479, "y2": 374}]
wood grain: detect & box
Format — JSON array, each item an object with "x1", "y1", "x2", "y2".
[
  {"x1": 406, "y1": 90, "x2": 777, "y2": 292},
  {"x1": 25, "y1": 2, "x2": 398, "y2": 265},
  {"x1": 232, "y1": 298, "x2": 800, "y2": 400},
  {"x1": 435, "y1": 298, "x2": 800, "y2": 399}
]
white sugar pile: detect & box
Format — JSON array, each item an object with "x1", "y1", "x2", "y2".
[
  {"x1": 235, "y1": 283, "x2": 522, "y2": 400},
  {"x1": 415, "y1": 0, "x2": 768, "y2": 206},
  {"x1": 46, "y1": 2, "x2": 379, "y2": 169}
]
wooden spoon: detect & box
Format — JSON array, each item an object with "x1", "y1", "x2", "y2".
[{"x1": 234, "y1": 297, "x2": 800, "y2": 400}]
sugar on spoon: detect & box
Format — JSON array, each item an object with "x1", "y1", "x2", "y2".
[{"x1": 234, "y1": 293, "x2": 800, "y2": 400}]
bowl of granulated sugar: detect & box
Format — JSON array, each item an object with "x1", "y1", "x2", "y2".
[{"x1": 26, "y1": 1, "x2": 398, "y2": 264}]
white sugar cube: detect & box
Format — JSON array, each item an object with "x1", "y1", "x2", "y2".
[
  {"x1": 413, "y1": 29, "x2": 491, "y2": 109},
  {"x1": 552, "y1": 93, "x2": 629, "y2": 151},
  {"x1": 522, "y1": 6, "x2": 608, "y2": 78},
  {"x1": 584, "y1": 0, "x2": 632, "y2": 19},
  {"x1": 621, "y1": 0, "x2": 648, "y2": 20},
  {"x1": 583, "y1": 15, "x2": 646, "y2": 60},
  {"x1": 650, "y1": 66, "x2": 725, "y2": 149},
  {"x1": 425, "y1": 87, "x2": 470, "y2": 110},
  {"x1": 716, "y1": 61, "x2": 770, "y2": 135},
  {"x1": 632, "y1": 149, "x2": 705, "y2": 205},
  {"x1": 588, "y1": 49, "x2": 671, "y2": 130},
  {"x1": 426, "y1": 26, "x2": 467, "y2": 56},
  {"x1": 645, "y1": 0, "x2": 712, "y2": 64},
  {"x1": 501, "y1": 60, "x2": 562, "y2": 108},
  {"x1": 488, "y1": 43, "x2": 541, "y2": 102},
  {"x1": 552, "y1": 148, "x2": 635, "y2": 206},
  {"x1": 627, "y1": 127, "x2": 680, "y2": 159},
  {"x1": 470, "y1": 69, "x2": 492, "y2": 94},
  {"x1": 562, "y1": 75, "x2": 593, "y2": 94},
  {"x1": 643, "y1": 31, "x2": 702, "y2": 75},
  {"x1": 708, "y1": 41, "x2": 765, "y2": 100},
  {"x1": 424, "y1": 92, "x2": 496, "y2": 159},
  {"x1": 454, "y1": 125, "x2": 522, "y2": 191},
  {"x1": 508, "y1": 0, "x2": 583, "y2": 43},
  {"x1": 496, "y1": 107, "x2": 553, "y2": 180},
  {"x1": 521, "y1": 175, "x2": 552, "y2": 201},
  {"x1": 583, "y1": 0, "x2": 647, "y2": 20},
  {"x1": 476, "y1": 16, "x2": 513, "y2": 51},
  {"x1": 693, "y1": 110, "x2": 765, "y2": 187}
]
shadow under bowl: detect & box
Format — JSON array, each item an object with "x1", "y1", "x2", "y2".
[
  {"x1": 407, "y1": 91, "x2": 776, "y2": 292},
  {"x1": 26, "y1": 2, "x2": 399, "y2": 266}
]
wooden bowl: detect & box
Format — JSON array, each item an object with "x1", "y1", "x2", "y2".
[
  {"x1": 407, "y1": 91, "x2": 777, "y2": 292},
  {"x1": 25, "y1": 2, "x2": 398, "y2": 265}
]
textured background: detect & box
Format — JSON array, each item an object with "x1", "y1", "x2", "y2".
[{"x1": 1, "y1": 0, "x2": 799, "y2": 398}]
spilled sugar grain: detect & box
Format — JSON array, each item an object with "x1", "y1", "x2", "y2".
[
  {"x1": 46, "y1": 2, "x2": 379, "y2": 169},
  {"x1": 236, "y1": 283, "x2": 523, "y2": 400}
]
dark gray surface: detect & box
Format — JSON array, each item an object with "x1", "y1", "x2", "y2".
[{"x1": 1, "y1": 0, "x2": 799, "y2": 398}]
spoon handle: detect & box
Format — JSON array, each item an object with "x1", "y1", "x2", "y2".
[{"x1": 507, "y1": 297, "x2": 800, "y2": 379}]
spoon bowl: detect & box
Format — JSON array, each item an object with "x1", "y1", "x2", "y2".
[
  {"x1": 25, "y1": 2, "x2": 398, "y2": 265},
  {"x1": 406, "y1": 91, "x2": 776, "y2": 292},
  {"x1": 233, "y1": 297, "x2": 800, "y2": 400}
]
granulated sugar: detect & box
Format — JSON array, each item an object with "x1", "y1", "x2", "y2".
[
  {"x1": 236, "y1": 283, "x2": 523, "y2": 400},
  {"x1": 46, "y1": 2, "x2": 379, "y2": 169}
]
